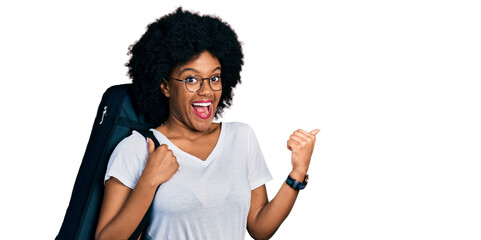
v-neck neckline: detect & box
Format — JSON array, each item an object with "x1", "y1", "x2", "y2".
[{"x1": 151, "y1": 123, "x2": 226, "y2": 166}]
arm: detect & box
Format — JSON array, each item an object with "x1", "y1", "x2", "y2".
[
  {"x1": 95, "y1": 176, "x2": 157, "y2": 240},
  {"x1": 95, "y1": 138, "x2": 179, "y2": 240},
  {"x1": 247, "y1": 129, "x2": 319, "y2": 240}
]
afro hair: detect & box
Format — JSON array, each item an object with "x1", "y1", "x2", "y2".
[{"x1": 127, "y1": 7, "x2": 244, "y2": 126}]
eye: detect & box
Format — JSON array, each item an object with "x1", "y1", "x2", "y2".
[
  {"x1": 185, "y1": 76, "x2": 198, "y2": 84},
  {"x1": 210, "y1": 75, "x2": 221, "y2": 83}
]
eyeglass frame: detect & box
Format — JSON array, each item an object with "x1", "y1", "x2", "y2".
[{"x1": 167, "y1": 74, "x2": 223, "y2": 93}]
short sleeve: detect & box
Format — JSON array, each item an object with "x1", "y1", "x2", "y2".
[
  {"x1": 246, "y1": 126, "x2": 273, "y2": 190},
  {"x1": 104, "y1": 131, "x2": 149, "y2": 189}
]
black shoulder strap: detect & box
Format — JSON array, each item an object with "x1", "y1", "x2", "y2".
[
  {"x1": 128, "y1": 129, "x2": 161, "y2": 240},
  {"x1": 137, "y1": 129, "x2": 161, "y2": 149}
]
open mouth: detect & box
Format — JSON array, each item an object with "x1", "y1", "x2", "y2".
[{"x1": 191, "y1": 100, "x2": 213, "y2": 119}]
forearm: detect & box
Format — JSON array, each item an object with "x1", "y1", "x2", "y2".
[
  {"x1": 249, "y1": 171, "x2": 305, "y2": 240},
  {"x1": 96, "y1": 176, "x2": 157, "y2": 240}
]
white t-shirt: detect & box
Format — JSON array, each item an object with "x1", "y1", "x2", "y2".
[{"x1": 104, "y1": 122, "x2": 272, "y2": 240}]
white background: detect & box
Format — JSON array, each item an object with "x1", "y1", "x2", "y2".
[{"x1": 1, "y1": 0, "x2": 480, "y2": 239}]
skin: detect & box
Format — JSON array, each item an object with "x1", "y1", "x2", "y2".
[
  {"x1": 155, "y1": 51, "x2": 223, "y2": 158},
  {"x1": 95, "y1": 50, "x2": 319, "y2": 240}
]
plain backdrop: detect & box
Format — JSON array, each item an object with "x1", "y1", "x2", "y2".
[{"x1": 1, "y1": 0, "x2": 480, "y2": 239}]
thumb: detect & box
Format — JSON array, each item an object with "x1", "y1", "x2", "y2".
[
  {"x1": 146, "y1": 137, "x2": 155, "y2": 154},
  {"x1": 310, "y1": 129, "x2": 321, "y2": 136}
]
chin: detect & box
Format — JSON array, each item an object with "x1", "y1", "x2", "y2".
[{"x1": 190, "y1": 104, "x2": 217, "y2": 131}]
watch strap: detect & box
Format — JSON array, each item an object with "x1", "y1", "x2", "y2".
[{"x1": 286, "y1": 174, "x2": 308, "y2": 190}]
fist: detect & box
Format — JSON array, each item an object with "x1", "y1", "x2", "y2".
[
  {"x1": 143, "y1": 138, "x2": 179, "y2": 186},
  {"x1": 287, "y1": 129, "x2": 320, "y2": 178}
]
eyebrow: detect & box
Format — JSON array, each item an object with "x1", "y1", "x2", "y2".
[{"x1": 179, "y1": 66, "x2": 221, "y2": 75}]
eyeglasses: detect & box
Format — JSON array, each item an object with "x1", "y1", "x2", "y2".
[{"x1": 168, "y1": 74, "x2": 223, "y2": 93}]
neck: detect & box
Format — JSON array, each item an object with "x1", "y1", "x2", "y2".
[{"x1": 157, "y1": 114, "x2": 218, "y2": 140}]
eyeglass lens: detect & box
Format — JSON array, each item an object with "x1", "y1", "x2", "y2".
[{"x1": 185, "y1": 75, "x2": 222, "y2": 92}]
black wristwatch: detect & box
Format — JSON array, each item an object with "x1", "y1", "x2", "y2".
[{"x1": 286, "y1": 174, "x2": 309, "y2": 190}]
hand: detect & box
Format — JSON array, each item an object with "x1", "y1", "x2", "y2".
[
  {"x1": 142, "y1": 138, "x2": 179, "y2": 187},
  {"x1": 287, "y1": 129, "x2": 320, "y2": 181}
]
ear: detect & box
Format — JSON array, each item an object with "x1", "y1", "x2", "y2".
[{"x1": 160, "y1": 78, "x2": 171, "y2": 97}]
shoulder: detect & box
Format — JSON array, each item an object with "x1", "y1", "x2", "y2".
[
  {"x1": 105, "y1": 131, "x2": 148, "y2": 189},
  {"x1": 117, "y1": 130, "x2": 147, "y2": 147},
  {"x1": 221, "y1": 122, "x2": 259, "y2": 144},
  {"x1": 112, "y1": 130, "x2": 148, "y2": 157},
  {"x1": 222, "y1": 121, "x2": 255, "y2": 134}
]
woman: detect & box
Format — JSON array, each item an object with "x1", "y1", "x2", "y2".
[{"x1": 95, "y1": 8, "x2": 319, "y2": 240}]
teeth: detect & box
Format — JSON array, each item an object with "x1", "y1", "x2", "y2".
[{"x1": 192, "y1": 102, "x2": 211, "y2": 107}]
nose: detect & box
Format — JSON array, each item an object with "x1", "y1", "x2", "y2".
[{"x1": 198, "y1": 78, "x2": 214, "y2": 96}]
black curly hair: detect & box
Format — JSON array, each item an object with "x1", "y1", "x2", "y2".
[{"x1": 127, "y1": 7, "x2": 244, "y2": 126}]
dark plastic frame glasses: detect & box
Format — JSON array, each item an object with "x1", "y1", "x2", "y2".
[{"x1": 168, "y1": 74, "x2": 223, "y2": 93}]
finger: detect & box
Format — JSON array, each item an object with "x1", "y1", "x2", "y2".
[
  {"x1": 310, "y1": 129, "x2": 320, "y2": 136},
  {"x1": 293, "y1": 130, "x2": 313, "y2": 141},
  {"x1": 146, "y1": 138, "x2": 155, "y2": 154},
  {"x1": 297, "y1": 129, "x2": 320, "y2": 138},
  {"x1": 290, "y1": 134, "x2": 305, "y2": 145},
  {"x1": 287, "y1": 139, "x2": 300, "y2": 151},
  {"x1": 293, "y1": 131, "x2": 317, "y2": 146}
]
